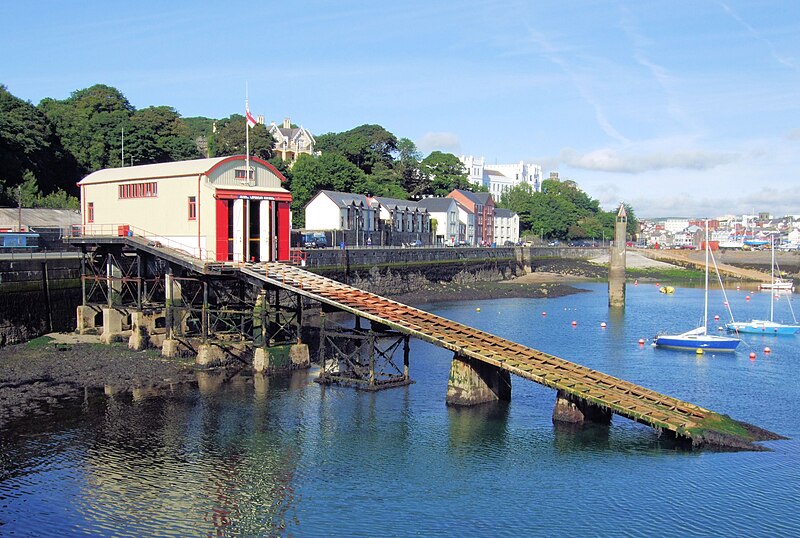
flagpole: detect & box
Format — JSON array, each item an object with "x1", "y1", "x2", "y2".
[{"x1": 245, "y1": 85, "x2": 250, "y2": 179}]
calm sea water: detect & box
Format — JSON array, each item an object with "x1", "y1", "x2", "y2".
[{"x1": 1, "y1": 282, "x2": 799, "y2": 537}]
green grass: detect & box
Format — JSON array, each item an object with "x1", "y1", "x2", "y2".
[{"x1": 25, "y1": 335, "x2": 54, "y2": 349}]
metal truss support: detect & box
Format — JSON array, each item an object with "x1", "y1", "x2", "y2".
[{"x1": 316, "y1": 313, "x2": 412, "y2": 390}]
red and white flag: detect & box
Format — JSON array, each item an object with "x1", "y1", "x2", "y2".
[{"x1": 246, "y1": 107, "x2": 257, "y2": 128}]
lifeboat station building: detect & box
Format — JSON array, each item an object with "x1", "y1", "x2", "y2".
[{"x1": 78, "y1": 156, "x2": 292, "y2": 262}]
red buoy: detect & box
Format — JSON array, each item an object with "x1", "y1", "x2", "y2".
[
  {"x1": 638, "y1": 338, "x2": 645, "y2": 345},
  {"x1": 714, "y1": 315, "x2": 719, "y2": 320},
  {"x1": 746, "y1": 295, "x2": 751, "y2": 301},
  {"x1": 600, "y1": 322, "x2": 607, "y2": 328},
  {"x1": 571, "y1": 320, "x2": 577, "y2": 326},
  {"x1": 542, "y1": 311, "x2": 547, "y2": 316},
  {"x1": 749, "y1": 352, "x2": 756, "y2": 359},
  {"x1": 764, "y1": 347, "x2": 771, "y2": 353}
]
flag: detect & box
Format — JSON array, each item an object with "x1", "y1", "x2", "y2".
[{"x1": 246, "y1": 107, "x2": 257, "y2": 128}]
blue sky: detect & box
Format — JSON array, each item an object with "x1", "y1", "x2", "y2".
[{"x1": 3, "y1": 1, "x2": 800, "y2": 218}]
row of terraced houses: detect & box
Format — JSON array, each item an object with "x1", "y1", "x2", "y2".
[{"x1": 303, "y1": 189, "x2": 519, "y2": 247}]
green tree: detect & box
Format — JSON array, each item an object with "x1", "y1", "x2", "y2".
[
  {"x1": 395, "y1": 137, "x2": 422, "y2": 194},
  {"x1": 0, "y1": 85, "x2": 78, "y2": 198},
  {"x1": 126, "y1": 106, "x2": 199, "y2": 165},
  {"x1": 39, "y1": 84, "x2": 134, "y2": 173},
  {"x1": 418, "y1": 151, "x2": 470, "y2": 196},
  {"x1": 214, "y1": 115, "x2": 274, "y2": 159},
  {"x1": 315, "y1": 124, "x2": 398, "y2": 175}
]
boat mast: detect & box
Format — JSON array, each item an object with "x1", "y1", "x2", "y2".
[
  {"x1": 771, "y1": 235, "x2": 775, "y2": 322},
  {"x1": 703, "y1": 220, "x2": 709, "y2": 335}
]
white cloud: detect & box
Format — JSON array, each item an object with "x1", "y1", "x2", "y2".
[
  {"x1": 417, "y1": 132, "x2": 461, "y2": 156},
  {"x1": 556, "y1": 147, "x2": 737, "y2": 174}
]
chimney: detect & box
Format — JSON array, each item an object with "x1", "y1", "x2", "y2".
[{"x1": 283, "y1": 118, "x2": 291, "y2": 129}]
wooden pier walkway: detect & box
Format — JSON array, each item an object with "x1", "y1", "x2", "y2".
[{"x1": 242, "y1": 263, "x2": 775, "y2": 448}]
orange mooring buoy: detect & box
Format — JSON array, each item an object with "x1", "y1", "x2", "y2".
[
  {"x1": 638, "y1": 338, "x2": 645, "y2": 345},
  {"x1": 749, "y1": 352, "x2": 756, "y2": 359},
  {"x1": 746, "y1": 295, "x2": 751, "y2": 301},
  {"x1": 571, "y1": 320, "x2": 577, "y2": 326},
  {"x1": 764, "y1": 347, "x2": 771, "y2": 353}
]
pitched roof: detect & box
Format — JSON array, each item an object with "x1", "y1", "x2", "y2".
[
  {"x1": 416, "y1": 198, "x2": 455, "y2": 212},
  {"x1": 0, "y1": 208, "x2": 81, "y2": 228},
  {"x1": 77, "y1": 156, "x2": 285, "y2": 185},
  {"x1": 494, "y1": 208, "x2": 516, "y2": 218},
  {"x1": 473, "y1": 192, "x2": 494, "y2": 205},
  {"x1": 373, "y1": 196, "x2": 425, "y2": 213},
  {"x1": 319, "y1": 190, "x2": 371, "y2": 208}
]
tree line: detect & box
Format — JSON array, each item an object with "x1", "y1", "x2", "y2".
[{"x1": 0, "y1": 83, "x2": 636, "y2": 238}]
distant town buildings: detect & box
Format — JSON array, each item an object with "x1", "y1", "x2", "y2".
[
  {"x1": 459, "y1": 156, "x2": 542, "y2": 198},
  {"x1": 637, "y1": 214, "x2": 800, "y2": 250}
]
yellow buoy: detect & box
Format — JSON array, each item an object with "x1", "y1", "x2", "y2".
[
  {"x1": 476, "y1": 308, "x2": 481, "y2": 312},
  {"x1": 696, "y1": 348, "x2": 704, "y2": 355}
]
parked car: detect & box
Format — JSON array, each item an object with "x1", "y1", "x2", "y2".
[
  {"x1": 301, "y1": 233, "x2": 328, "y2": 248},
  {"x1": 410, "y1": 239, "x2": 423, "y2": 247},
  {"x1": 503, "y1": 240, "x2": 515, "y2": 246}
]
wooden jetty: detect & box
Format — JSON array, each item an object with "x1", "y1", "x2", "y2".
[{"x1": 71, "y1": 235, "x2": 784, "y2": 450}]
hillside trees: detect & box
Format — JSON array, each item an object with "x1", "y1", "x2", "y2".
[
  {"x1": 499, "y1": 179, "x2": 638, "y2": 241},
  {"x1": 213, "y1": 114, "x2": 274, "y2": 160},
  {"x1": 0, "y1": 85, "x2": 78, "y2": 202}
]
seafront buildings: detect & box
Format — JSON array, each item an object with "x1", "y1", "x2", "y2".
[
  {"x1": 460, "y1": 155, "x2": 542, "y2": 197},
  {"x1": 638, "y1": 214, "x2": 800, "y2": 249}
]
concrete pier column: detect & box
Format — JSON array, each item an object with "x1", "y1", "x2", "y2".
[
  {"x1": 608, "y1": 203, "x2": 627, "y2": 308},
  {"x1": 552, "y1": 390, "x2": 612, "y2": 424},
  {"x1": 446, "y1": 353, "x2": 511, "y2": 406},
  {"x1": 254, "y1": 343, "x2": 310, "y2": 373},
  {"x1": 196, "y1": 343, "x2": 227, "y2": 367},
  {"x1": 128, "y1": 311, "x2": 149, "y2": 350},
  {"x1": 76, "y1": 305, "x2": 98, "y2": 334},
  {"x1": 100, "y1": 308, "x2": 125, "y2": 344}
]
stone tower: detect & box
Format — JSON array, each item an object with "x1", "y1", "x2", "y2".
[{"x1": 608, "y1": 203, "x2": 627, "y2": 307}]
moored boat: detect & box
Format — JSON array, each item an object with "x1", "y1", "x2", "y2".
[{"x1": 655, "y1": 221, "x2": 740, "y2": 352}]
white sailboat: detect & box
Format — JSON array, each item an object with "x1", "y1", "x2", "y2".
[
  {"x1": 655, "y1": 221, "x2": 741, "y2": 352},
  {"x1": 727, "y1": 237, "x2": 800, "y2": 335}
]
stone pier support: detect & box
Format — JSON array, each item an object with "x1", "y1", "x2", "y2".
[
  {"x1": 446, "y1": 353, "x2": 511, "y2": 406},
  {"x1": 100, "y1": 308, "x2": 125, "y2": 344},
  {"x1": 128, "y1": 311, "x2": 153, "y2": 351},
  {"x1": 253, "y1": 343, "x2": 310, "y2": 373},
  {"x1": 162, "y1": 338, "x2": 180, "y2": 358},
  {"x1": 196, "y1": 343, "x2": 228, "y2": 367},
  {"x1": 552, "y1": 390, "x2": 612, "y2": 424},
  {"x1": 77, "y1": 305, "x2": 99, "y2": 335}
]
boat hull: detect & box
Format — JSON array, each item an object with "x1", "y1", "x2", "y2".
[
  {"x1": 726, "y1": 321, "x2": 800, "y2": 335},
  {"x1": 654, "y1": 334, "x2": 741, "y2": 351}
]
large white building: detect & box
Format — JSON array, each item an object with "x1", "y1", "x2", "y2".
[
  {"x1": 460, "y1": 155, "x2": 542, "y2": 198},
  {"x1": 78, "y1": 156, "x2": 293, "y2": 262}
]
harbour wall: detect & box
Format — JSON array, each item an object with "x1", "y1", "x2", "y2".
[{"x1": 0, "y1": 257, "x2": 82, "y2": 345}]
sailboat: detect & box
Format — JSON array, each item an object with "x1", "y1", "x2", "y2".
[
  {"x1": 654, "y1": 221, "x2": 741, "y2": 352},
  {"x1": 726, "y1": 237, "x2": 800, "y2": 335}
]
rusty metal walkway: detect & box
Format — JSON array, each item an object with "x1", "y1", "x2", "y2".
[{"x1": 241, "y1": 263, "x2": 725, "y2": 441}]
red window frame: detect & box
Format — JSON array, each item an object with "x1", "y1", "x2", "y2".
[
  {"x1": 188, "y1": 196, "x2": 197, "y2": 220},
  {"x1": 87, "y1": 202, "x2": 94, "y2": 223}
]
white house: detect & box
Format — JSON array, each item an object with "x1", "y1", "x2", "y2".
[
  {"x1": 77, "y1": 155, "x2": 292, "y2": 262},
  {"x1": 493, "y1": 208, "x2": 520, "y2": 245},
  {"x1": 417, "y1": 197, "x2": 459, "y2": 246},
  {"x1": 304, "y1": 190, "x2": 377, "y2": 240},
  {"x1": 460, "y1": 155, "x2": 542, "y2": 198}
]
